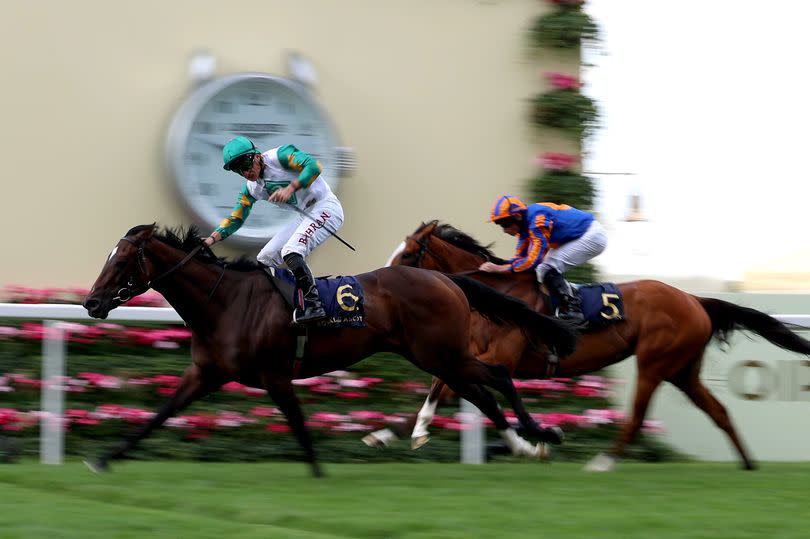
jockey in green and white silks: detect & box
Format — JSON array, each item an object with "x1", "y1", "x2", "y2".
[{"x1": 204, "y1": 136, "x2": 344, "y2": 324}]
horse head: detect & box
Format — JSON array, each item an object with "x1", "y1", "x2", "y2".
[
  {"x1": 83, "y1": 224, "x2": 157, "y2": 319},
  {"x1": 390, "y1": 220, "x2": 441, "y2": 268}
]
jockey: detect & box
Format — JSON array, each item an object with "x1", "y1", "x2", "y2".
[
  {"x1": 203, "y1": 136, "x2": 344, "y2": 324},
  {"x1": 479, "y1": 195, "x2": 607, "y2": 324}
]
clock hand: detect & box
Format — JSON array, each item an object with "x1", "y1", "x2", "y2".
[{"x1": 193, "y1": 134, "x2": 227, "y2": 150}]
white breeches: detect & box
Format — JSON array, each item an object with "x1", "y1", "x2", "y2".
[
  {"x1": 256, "y1": 197, "x2": 344, "y2": 266},
  {"x1": 536, "y1": 220, "x2": 607, "y2": 280}
]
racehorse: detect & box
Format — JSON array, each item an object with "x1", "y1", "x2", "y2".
[
  {"x1": 366, "y1": 220, "x2": 810, "y2": 471},
  {"x1": 82, "y1": 224, "x2": 578, "y2": 477}
]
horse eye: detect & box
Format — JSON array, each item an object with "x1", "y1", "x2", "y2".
[{"x1": 401, "y1": 252, "x2": 415, "y2": 260}]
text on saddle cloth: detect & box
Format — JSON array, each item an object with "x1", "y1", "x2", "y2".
[{"x1": 264, "y1": 267, "x2": 366, "y2": 328}]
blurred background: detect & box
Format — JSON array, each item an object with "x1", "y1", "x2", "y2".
[{"x1": 1, "y1": 0, "x2": 809, "y2": 489}]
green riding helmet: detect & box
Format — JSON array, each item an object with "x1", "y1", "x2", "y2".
[{"x1": 222, "y1": 136, "x2": 261, "y2": 170}]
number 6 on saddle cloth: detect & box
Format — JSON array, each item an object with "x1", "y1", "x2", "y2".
[{"x1": 263, "y1": 266, "x2": 366, "y2": 328}]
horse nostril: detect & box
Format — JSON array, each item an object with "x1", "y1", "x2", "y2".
[{"x1": 83, "y1": 297, "x2": 99, "y2": 311}]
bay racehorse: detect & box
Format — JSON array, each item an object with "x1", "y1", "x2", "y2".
[
  {"x1": 82, "y1": 224, "x2": 578, "y2": 476},
  {"x1": 364, "y1": 220, "x2": 810, "y2": 471}
]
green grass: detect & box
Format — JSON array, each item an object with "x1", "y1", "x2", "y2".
[{"x1": 1, "y1": 460, "x2": 808, "y2": 539}]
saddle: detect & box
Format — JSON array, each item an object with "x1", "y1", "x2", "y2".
[
  {"x1": 544, "y1": 282, "x2": 625, "y2": 333},
  {"x1": 262, "y1": 266, "x2": 366, "y2": 329}
]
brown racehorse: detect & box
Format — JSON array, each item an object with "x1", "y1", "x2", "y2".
[
  {"x1": 81, "y1": 224, "x2": 578, "y2": 477},
  {"x1": 365, "y1": 220, "x2": 810, "y2": 471}
]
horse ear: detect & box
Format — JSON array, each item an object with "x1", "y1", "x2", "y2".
[
  {"x1": 134, "y1": 223, "x2": 156, "y2": 242},
  {"x1": 424, "y1": 220, "x2": 439, "y2": 235}
]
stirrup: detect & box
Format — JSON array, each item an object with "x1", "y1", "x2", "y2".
[
  {"x1": 293, "y1": 305, "x2": 327, "y2": 324},
  {"x1": 558, "y1": 310, "x2": 585, "y2": 326}
]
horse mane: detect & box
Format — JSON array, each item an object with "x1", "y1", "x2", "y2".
[
  {"x1": 139, "y1": 224, "x2": 262, "y2": 272},
  {"x1": 425, "y1": 221, "x2": 509, "y2": 265}
]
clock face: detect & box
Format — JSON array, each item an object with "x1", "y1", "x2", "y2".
[{"x1": 166, "y1": 73, "x2": 342, "y2": 246}]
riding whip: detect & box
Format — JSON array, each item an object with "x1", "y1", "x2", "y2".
[{"x1": 272, "y1": 201, "x2": 356, "y2": 252}]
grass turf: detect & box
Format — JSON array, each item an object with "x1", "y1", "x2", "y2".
[{"x1": 1, "y1": 460, "x2": 808, "y2": 538}]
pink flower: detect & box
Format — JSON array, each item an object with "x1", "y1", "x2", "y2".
[
  {"x1": 545, "y1": 71, "x2": 581, "y2": 90},
  {"x1": 250, "y1": 406, "x2": 279, "y2": 417},
  {"x1": 292, "y1": 376, "x2": 331, "y2": 386},
  {"x1": 642, "y1": 420, "x2": 665, "y2": 434},
  {"x1": 310, "y1": 412, "x2": 345, "y2": 422},
  {"x1": 266, "y1": 423, "x2": 291, "y2": 433},
  {"x1": 310, "y1": 383, "x2": 341, "y2": 394},
  {"x1": 0, "y1": 326, "x2": 21, "y2": 338},
  {"x1": 336, "y1": 391, "x2": 368, "y2": 399},
  {"x1": 348, "y1": 410, "x2": 387, "y2": 421},
  {"x1": 548, "y1": 0, "x2": 585, "y2": 8},
  {"x1": 331, "y1": 422, "x2": 372, "y2": 432},
  {"x1": 537, "y1": 152, "x2": 579, "y2": 171}
]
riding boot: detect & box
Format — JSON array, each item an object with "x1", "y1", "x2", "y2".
[
  {"x1": 542, "y1": 268, "x2": 585, "y2": 326},
  {"x1": 283, "y1": 253, "x2": 327, "y2": 324}
]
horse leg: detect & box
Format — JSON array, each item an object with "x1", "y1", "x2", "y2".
[
  {"x1": 670, "y1": 365, "x2": 756, "y2": 470},
  {"x1": 363, "y1": 416, "x2": 415, "y2": 449},
  {"x1": 475, "y1": 362, "x2": 564, "y2": 445},
  {"x1": 449, "y1": 357, "x2": 562, "y2": 445},
  {"x1": 410, "y1": 378, "x2": 446, "y2": 449},
  {"x1": 585, "y1": 372, "x2": 662, "y2": 472},
  {"x1": 262, "y1": 374, "x2": 323, "y2": 478},
  {"x1": 439, "y1": 374, "x2": 544, "y2": 459},
  {"x1": 85, "y1": 364, "x2": 218, "y2": 473},
  {"x1": 361, "y1": 377, "x2": 447, "y2": 450}
]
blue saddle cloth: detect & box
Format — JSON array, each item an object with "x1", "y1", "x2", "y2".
[
  {"x1": 273, "y1": 268, "x2": 366, "y2": 328},
  {"x1": 551, "y1": 282, "x2": 625, "y2": 330}
]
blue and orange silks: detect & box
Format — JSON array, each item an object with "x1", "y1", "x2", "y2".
[{"x1": 508, "y1": 203, "x2": 594, "y2": 272}]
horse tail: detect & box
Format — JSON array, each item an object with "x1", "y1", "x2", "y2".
[
  {"x1": 447, "y1": 274, "x2": 578, "y2": 357},
  {"x1": 698, "y1": 297, "x2": 810, "y2": 354}
]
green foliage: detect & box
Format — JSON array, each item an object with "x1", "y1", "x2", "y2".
[
  {"x1": 530, "y1": 6, "x2": 599, "y2": 49},
  {"x1": 532, "y1": 87, "x2": 599, "y2": 138},
  {"x1": 528, "y1": 169, "x2": 595, "y2": 210}
]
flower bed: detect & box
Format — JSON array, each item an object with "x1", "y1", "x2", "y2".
[{"x1": 0, "y1": 285, "x2": 679, "y2": 463}]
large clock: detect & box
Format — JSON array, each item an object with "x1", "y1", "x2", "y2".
[{"x1": 166, "y1": 72, "x2": 345, "y2": 246}]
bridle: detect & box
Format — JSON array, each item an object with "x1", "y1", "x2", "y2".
[
  {"x1": 405, "y1": 234, "x2": 450, "y2": 269},
  {"x1": 112, "y1": 237, "x2": 223, "y2": 304}
]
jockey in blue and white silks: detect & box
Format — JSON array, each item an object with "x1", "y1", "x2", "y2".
[{"x1": 479, "y1": 195, "x2": 607, "y2": 324}]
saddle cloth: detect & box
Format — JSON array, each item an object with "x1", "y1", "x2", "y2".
[
  {"x1": 264, "y1": 267, "x2": 366, "y2": 328},
  {"x1": 549, "y1": 282, "x2": 625, "y2": 331}
]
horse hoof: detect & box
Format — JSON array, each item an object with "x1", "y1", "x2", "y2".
[
  {"x1": 535, "y1": 443, "x2": 552, "y2": 461},
  {"x1": 583, "y1": 453, "x2": 616, "y2": 472},
  {"x1": 362, "y1": 433, "x2": 384, "y2": 449},
  {"x1": 411, "y1": 434, "x2": 430, "y2": 450},
  {"x1": 363, "y1": 428, "x2": 397, "y2": 449},
  {"x1": 541, "y1": 426, "x2": 565, "y2": 445},
  {"x1": 83, "y1": 459, "x2": 109, "y2": 474}
]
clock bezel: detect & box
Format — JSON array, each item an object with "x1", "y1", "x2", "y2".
[{"x1": 165, "y1": 72, "x2": 342, "y2": 247}]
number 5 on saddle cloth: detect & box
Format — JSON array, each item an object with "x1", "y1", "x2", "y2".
[{"x1": 549, "y1": 282, "x2": 625, "y2": 331}]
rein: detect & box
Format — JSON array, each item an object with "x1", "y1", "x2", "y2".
[{"x1": 113, "y1": 238, "x2": 210, "y2": 303}]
